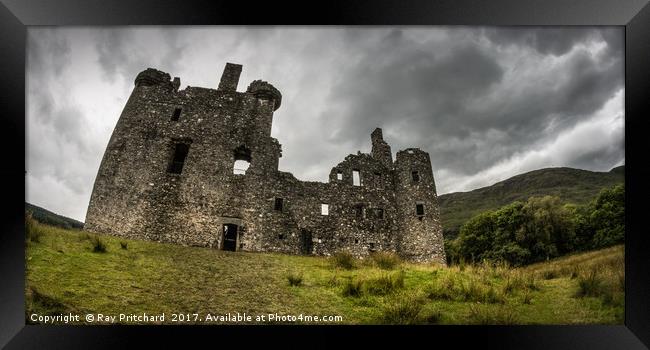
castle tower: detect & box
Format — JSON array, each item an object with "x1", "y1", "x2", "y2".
[
  {"x1": 85, "y1": 68, "x2": 182, "y2": 238},
  {"x1": 393, "y1": 148, "x2": 446, "y2": 264},
  {"x1": 85, "y1": 63, "x2": 286, "y2": 248},
  {"x1": 371, "y1": 128, "x2": 392, "y2": 168}
]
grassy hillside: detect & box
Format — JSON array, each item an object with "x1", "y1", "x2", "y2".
[
  {"x1": 438, "y1": 166, "x2": 624, "y2": 238},
  {"x1": 25, "y1": 202, "x2": 84, "y2": 230},
  {"x1": 26, "y1": 222, "x2": 624, "y2": 325}
]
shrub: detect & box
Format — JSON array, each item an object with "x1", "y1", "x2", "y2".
[
  {"x1": 90, "y1": 235, "x2": 107, "y2": 253},
  {"x1": 341, "y1": 278, "x2": 363, "y2": 297},
  {"x1": 331, "y1": 251, "x2": 356, "y2": 270},
  {"x1": 120, "y1": 241, "x2": 128, "y2": 250},
  {"x1": 287, "y1": 272, "x2": 303, "y2": 287},
  {"x1": 370, "y1": 251, "x2": 402, "y2": 270}
]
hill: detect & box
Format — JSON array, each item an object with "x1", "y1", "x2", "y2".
[
  {"x1": 25, "y1": 202, "x2": 84, "y2": 230},
  {"x1": 25, "y1": 222, "x2": 623, "y2": 325},
  {"x1": 438, "y1": 166, "x2": 624, "y2": 238}
]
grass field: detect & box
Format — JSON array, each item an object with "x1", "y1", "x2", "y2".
[{"x1": 25, "y1": 222, "x2": 624, "y2": 325}]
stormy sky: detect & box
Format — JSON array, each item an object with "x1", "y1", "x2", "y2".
[{"x1": 26, "y1": 27, "x2": 624, "y2": 222}]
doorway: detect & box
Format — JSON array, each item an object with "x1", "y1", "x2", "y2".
[
  {"x1": 300, "y1": 229, "x2": 313, "y2": 255},
  {"x1": 222, "y1": 224, "x2": 238, "y2": 251}
]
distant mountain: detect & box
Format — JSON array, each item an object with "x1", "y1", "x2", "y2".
[
  {"x1": 438, "y1": 166, "x2": 624, "y2": 239},
  {"x1": 25, "y1": 203, "x2": 84, "y2": 230}
]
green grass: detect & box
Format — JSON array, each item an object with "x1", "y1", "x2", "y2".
[{"x1": 25, "y1": 222, "x2": 624, "y2": 325}]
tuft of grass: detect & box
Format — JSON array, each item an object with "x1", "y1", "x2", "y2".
[
  {"x1": 364, "y1": 271, "x2": 405, "y2": 296},
  {"x1": 370, "y1": 251, "x2": 402, "y2": 270},
  {"x1": 574, "y1": 267, "x2": 624, "y2": 308},
  {"x1": 379, "y1": 294, "x2": 425, "y2": 325},
  {"x1": 341, "y1": 278, "x2": 363, "y2": 297},
  {"x1": 286, "y1": 272, "x2": 303, "y2": 287},
  {"x1": 331, "y1": 251, "x2": 356, "y2": 270},
  {"x1": 421, "y1": 308, "x2": 443, "y2": 324},
  {"x1": 525, "y1": 275, "x2": 540, "y2": 291},
  {"x1": 428, "y1": 274, "x2": 505, "y2": 304},
  {"x1": 327, "y1": 274, "x2": 340, "y2": 287},
  {"x1": 25, "y1": 212, "x2": 43, "y2": 243},
  {"x1": 502, "y1": 272, "x2": 525, "y2": 295},
  {"x1": 90, "y1": 235, "x2": 107, "y2": 253},
  {"x1": 542, "y1": 270, "x2": 558, "y2": 280},
  {"x1": 120, "y1": 241, "x2": 128, "y2": 250},
  {"x1": 467, "y1": 304, "x2": 518, "y2": 325},
  {"x1": 575, "y1": 270, "x2": 605, "y2": 298}
]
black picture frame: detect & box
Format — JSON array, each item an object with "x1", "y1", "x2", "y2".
[{"x1": 1, "y1": 0, "x2": 649, "y2": 348}]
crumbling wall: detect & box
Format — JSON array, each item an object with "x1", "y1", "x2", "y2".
[{"x1": 85, "y1": 63, "x2": 446, "y2": 264}]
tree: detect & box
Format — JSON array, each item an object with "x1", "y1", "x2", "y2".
[
  {"x1": 456, "y1": 211, "x2": 496, "y2": 263},
  {"x1": 589, "y1": 184, "x2": 625, "y2": 248}
]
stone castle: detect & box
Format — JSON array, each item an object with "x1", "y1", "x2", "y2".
[{"x1": 84, "y1": 63, "x2": 446, "y2": 264}]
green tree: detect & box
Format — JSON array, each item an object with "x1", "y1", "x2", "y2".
[
  {"x1": 456, "y1": 211, "x2": 497, "y2": 263},
  {"x1": 516, "y1": 196, "x2": 576, "y2": 262},
  {"x1": 589, "y1": 184, "x2": 625, "y2": 248}
]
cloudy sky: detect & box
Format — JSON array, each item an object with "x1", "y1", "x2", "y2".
[{"x1": 26, "y1": 26, "x2": 624, "y2": 222}]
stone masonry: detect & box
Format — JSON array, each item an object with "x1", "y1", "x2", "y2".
[{"x1": 84, "y1": 63, "x2": 446, "y2": 264}]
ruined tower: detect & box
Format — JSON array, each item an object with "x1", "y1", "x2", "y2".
[{"x1": 85, "y1": 62, "x2": 446, "y2": 264}]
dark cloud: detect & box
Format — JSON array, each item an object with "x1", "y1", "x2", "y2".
[
  {"x1": 27, "y1": 29, "x2": 71, "y2": 77},
  {"x1": 95, "y1": 28, "x2": 187, "y2": 85},
  {"x1": 322, "y1": 30, "x2": 504, "y2": 144},
  {"x1": 482, "y1": 27, "x2": 614, "y2": 57},
  {"x1": 319, "y1": 27, "x2": 623, "y2": 178}
]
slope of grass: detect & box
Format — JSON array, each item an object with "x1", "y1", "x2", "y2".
[
  {"x1": 438, "y1": 166, "x2": 624, "y2": 238},
  {"x1": 25, "y1": 202, "x2": 84, "y2": 230},
  {"x1": 25, "y1": 223, "x2": 624, "y2": 325}
]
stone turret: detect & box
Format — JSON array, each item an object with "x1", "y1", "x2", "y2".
[{"x1": 393, "y1": 148, "x2": 445, "y2": 263}]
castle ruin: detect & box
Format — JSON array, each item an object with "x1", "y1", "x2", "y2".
[{"x1": 84, "y1": 63, "x2": 446, "y2": 264}]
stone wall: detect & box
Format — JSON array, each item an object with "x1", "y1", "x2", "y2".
[{"x1": 85, "y1": 63, "x2": 446, "y2": 264}]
